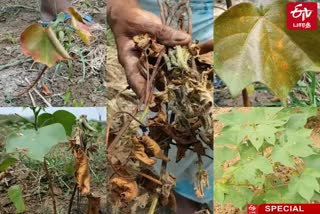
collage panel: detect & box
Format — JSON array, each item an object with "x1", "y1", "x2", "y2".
[
  {"x1": 106, "y1": 0, "x2": 214, "y2": 213},
  {"x1": 0, "y1": 0, "x2": 107, "y2": 107},
  {"x1": 214, "y1": 0, "x2": 320, "y2": 107},
  {"x1": 0, "y1": 107, "x2": 106, "y2": 213},
  {"x1": 214, "y1": 107, "x2": 320, "y2": 213}
]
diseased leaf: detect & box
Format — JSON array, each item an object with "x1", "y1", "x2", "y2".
[
  {"x1": 141, "y1": 136, "x2": 169, "y2": 162},
  {"x1": 21, "y1": 24, "x2": 71, "y2": 67},
  {"x1": 131, "y1": 136, "x2": 156, "y2": 166},
  {"x1": 5, "y1": 124, "x2": 67, "y2": 161},
  {"x1": 68, "y1": 7, "x2": 94, "y2": 45},
  {"x1": 215, "y1": 0, "x2": 320, "y2": 101}
]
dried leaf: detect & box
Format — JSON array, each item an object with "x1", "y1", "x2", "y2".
[
  {"x1": 131, "y1": 193, "x2": 149, "y2": 213},
  {"x1": 68, "y1": 7, "x2": 94, "y2": 45},
  {"x1": 41, "y1": 85, "x2": 53, "y2": 96},
  {"x1": 195, "y1": 169, "x2": 209, "y2": 198},
  {"x1": 21, "y1": 24, "x2": 71, "y2": 67},
  {"x1": 132, "y1": 136, "x2": 156, "y2": 166},
  {"x1": 74, "y1": 149, "x2": 90, "y2": 195},
  {"x1": 141, "y1": 136, "x2": 169, "y2": 162},
  {"x1": 133, "y1": 34, "x2": 151, "y2": 50},
  {"x1": 109, "y1": 177, "x2": 139, "y2": 202}
]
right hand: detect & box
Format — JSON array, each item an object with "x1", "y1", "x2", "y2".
[{"x1": 107, "y1": 1, "x2": 191, "y2": 99}]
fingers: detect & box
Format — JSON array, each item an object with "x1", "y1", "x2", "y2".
[
  {"x1": 116, "y1": 37, "x2": 147, "y2": 99},
  {"x1": 130, "y1": 9, "x2": 192, "y2": 47},
  {"x1": 198, "y1": 39, "x2": 214, "y2": 55}
]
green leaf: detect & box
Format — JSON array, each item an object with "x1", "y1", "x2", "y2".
[
  {"x1": 271, "y1": 145, "x2": 295, "y2": 168},
  {"x1": 5, "y1": 124, "x2": 67, "y2": 161},
  {"x1": 52, "y1": 110, "x2": 76, "y2": 136},
  {"x1": 20, "y1": 24, "x2": 71, "y2": 67},
  {"x1": 215, "y1": 0, "x2": 320, "y2": 101},
  {"x1": 0, "y1": 156, "x2": 17, "y2": 172},
  {"x1": 224, "y1": 187, "x2": 254, "y2": 208},
  {"x1": 38, "y1": 110, "x2": 76, "y2": 136},
  {"x1": 303, "y1": 154, "x2": 320, "y2": 174},
  {"x1": 8, "y1": 185, "x2": 26, "y2": 213},
  {"x1": 288, "y1": 173, "x2": 319, "y2": 201},
  {"x1": 214, "y1": 147, "x2": 238, "y2": 165},
  {"x1": 214, "y1": 183, "x2": 228, "y2": 204}
]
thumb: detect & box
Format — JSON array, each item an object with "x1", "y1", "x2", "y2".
[{"x1": 134, "y1": 9, "x2": 191, "y2": 46}]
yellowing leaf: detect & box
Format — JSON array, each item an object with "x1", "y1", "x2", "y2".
[
  {"x1": 68, "y1": 7, "x2": 94, "y2": 45},
  {"x1": 20, "y1": 24, "x2": 71, "y2": 67},
  {"x1": 215, "y1": 0, "x2": 320, "y2": 101}
]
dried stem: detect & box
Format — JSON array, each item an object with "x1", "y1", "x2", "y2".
[
  {"x1": 16, "y1": 65, "x2": 48, "y2": 97},
  {"x1": 43, "y1": 159, "x2": 57, "y2": 214},
  {"x1": 68, "y1": 184, "x2": 78, "y2": 214}
]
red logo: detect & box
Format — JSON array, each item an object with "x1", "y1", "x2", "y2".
[
  {"x1": 247, "y1": 204, "x2": 258, "y2": 214},
  {"x1": 287, "y1": 2, "x2": 318, "y2": 30}
]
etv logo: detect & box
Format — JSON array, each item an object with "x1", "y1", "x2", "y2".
[
  {"x1": 287, "y1": 2, "x2": 318, "y2": 30},
  {"x1": 247, "y1": 204, "x2": 258, "y2": 214}
]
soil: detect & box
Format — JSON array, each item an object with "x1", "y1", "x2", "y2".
[{"x1": 0, "y1": 0, "x2": 107, "y2": 107}]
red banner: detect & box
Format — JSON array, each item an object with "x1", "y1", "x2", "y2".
[{"x1": 247, "y1": 204, "x2": 320, "y2": 214}]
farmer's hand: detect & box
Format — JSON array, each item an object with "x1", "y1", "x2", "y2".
[
  {"x1": 199, "y1": 39, "x2": 213, "y2": 55},
  {"x1": 40, "y1": 0, "x2": 71, "y2": 21},
  {"x1": 107, "y1": 0, "x2": 191, "y2": 99}
]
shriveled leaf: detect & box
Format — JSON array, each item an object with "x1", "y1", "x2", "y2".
[
  {"x1": 131, "y1": 193, "x2": 149, "y2": 213},
  {"x1": 5, "y1": 124, "x2": 67, "y2": 161},
  {"x1": 8, "y1": 185, "x2": 26, "y2": 213},
  {"x1": 109, "y1": 177, "x2": 139, "y2": 202},
  {"x1": 68, "y1": 7, "x2": 94, "y2": 45},
  {"x1": 215, "y1": 0, "x2": 320, "y2": 101},
  {"x1": 141, "y1": 136, "x2": 169, "y2": 161},
  {"x1": 74, "y1": 149, "x2": 90, "y2": 195},
  {"x1": 21, "y1": 24, "x2": 71, "y2": 67},
  {"x1": 131, "y1": 136, "x2": 156, "y2": 166}
]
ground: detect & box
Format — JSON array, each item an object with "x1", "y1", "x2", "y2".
[{"x1": 0, "y1": 0, "x2": 107, "y2": 107}]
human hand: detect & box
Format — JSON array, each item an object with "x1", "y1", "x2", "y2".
[{"x1": 107, "y1": 1, "x2": 191, "y2": 99}]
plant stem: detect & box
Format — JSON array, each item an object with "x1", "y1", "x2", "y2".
[
  {"x1": 68, "y1": 184, "x2": 78, "y2": 214},
  {"x1": 43, "y1": 159, "x2": 57, "y2": 214},
  {"x1": 148, "y1": 197, "x2": 158, "y2": 214}
]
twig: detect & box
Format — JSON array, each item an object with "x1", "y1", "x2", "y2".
[
  {"x1": 157, "y1": 0, "x2": 166, "y2": 24},
  {"x1": 138, "y1": 172, "x2": 163, "y2": 186},
  {"x1": 5, "y1": 5, "x2": 36, "y2": 11},
  {"x1": 43, "y1": 159, "x2": 57, "y2": 214},
  {"x1": 169, "y1": 142, "x2": 213, "y2": 160},
  {"x1": 24, "y1": 78, "x2": 52, "y2": 107},
  {"x1": 0, "y1": 58, "x2": 33, "y2": 71},
  {"x1": 28, "y1": 91, "x2": 36, "y2": 106},
  {"x1": 186, "y1": 0, "x2": 192, "y2": 35},
  {"x1": 16, "y1": 65, "x2": 49, "y2": 97},
  {"x1": 68, "y1": 184, "x2": 78, "y2": 214}
]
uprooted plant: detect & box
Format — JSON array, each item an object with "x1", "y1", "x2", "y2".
[{"x1": 106, "y1": 0, "x2": 213, "y2": 213}]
